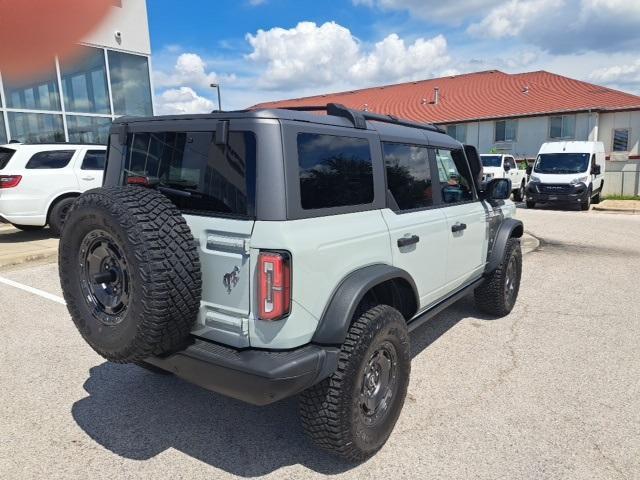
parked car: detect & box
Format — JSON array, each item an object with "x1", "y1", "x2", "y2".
[
  {"x1": 0, "y1": 143, "x2": 106, "y2": 234},
  {"x1": 526, "y1": 141, "x2": 605, "y2": 210},
  {"x1": 58, "y1": 104, "x2": 523, "y2": 461},
  {"x1": 480, "y1": 154, "x2": 528, "y2": 201}
]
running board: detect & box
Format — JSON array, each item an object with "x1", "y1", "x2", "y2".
[{"x1": 407, "y1": 278, "x2": 484, "y2": 332}]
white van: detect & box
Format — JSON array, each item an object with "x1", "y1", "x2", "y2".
[{"x1": 526, "y1": 141, "x2": 605, "y2": 210}]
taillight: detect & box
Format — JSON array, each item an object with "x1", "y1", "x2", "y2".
[
  {"x1": 258, "y1": 251, "x2": 291, "y2": 321},
  {"x1": 0, "y1": 175, "x2": 22, "y2": 188},
  {"x1": 126, "y1": 176, "x2": 150, "y2": 186}
]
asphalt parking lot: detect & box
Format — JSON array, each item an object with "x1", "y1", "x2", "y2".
[{"x1": 1, "y1": 207, "x2": 639, "y2": 479}]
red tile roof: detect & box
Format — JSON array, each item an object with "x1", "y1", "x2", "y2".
[{"x1": 253, "y1": 70, "x2": 640, "y2": 124}]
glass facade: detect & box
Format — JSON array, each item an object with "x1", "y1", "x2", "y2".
[{"x1": 0, "y1": 46, "x2": 153, "y2": 145}]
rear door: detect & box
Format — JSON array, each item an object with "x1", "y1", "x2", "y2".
[
  {"x1": 381, "y1": 142, "x2": 449, "y2": 308},
  {"x1": 76, "y1": 148, "x2": 106, "y2": 190},
  {"x1": 122, "y1": 127, "x2": 257, "y2": 347},
  {"x1": 434, "y1": 147, "x2": 487, "y2": 289}
]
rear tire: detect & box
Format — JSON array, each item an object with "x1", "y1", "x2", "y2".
[
  {"x1": 299, "y1": 305, "x2": 410, "y2": 461},
  {"x1": 592, "y1": 188, "x2": 602, "y2": 204},
  {"x1": 474, "y1": 237, "x2": 522, "y2": 317},
  {"x1": 59, "y1": 186, "x2": 202, "y2": 363},
  {"x1": 11, "y1": 224, "x2": 44, "y2": 232},
  {"x1": 49, "y1": 197, "x2": 77, "y2": 236}
]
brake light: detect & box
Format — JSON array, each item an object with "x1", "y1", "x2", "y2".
[
  {"x1": 0, "y1": 175, "x2": 21, "y2": 188},
  {"x1": 126, "y1": 176, "x2": 149, "y2": 186},
  {"x1": 258, "y1": 251, "x2": 291, "y2": 321}
]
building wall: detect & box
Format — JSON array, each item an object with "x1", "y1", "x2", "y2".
[
  {"x1": 0, "y1": 0, "x2": 152, "y2": 145},
  {"x1": 82, "y1": 0, "x2": 151, "y2": 55}
]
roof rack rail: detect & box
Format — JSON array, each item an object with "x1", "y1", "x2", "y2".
[{"x1": 274, "y1": 103, "x2": 445, "y2": 134}]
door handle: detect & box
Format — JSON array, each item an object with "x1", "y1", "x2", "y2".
[
  {"x1": 451, "y1": 222, "x2": 467, "y2": 233},
  {"x1": 397, "y1": 235, "x2": 420, "y2": 248},
  {"x1": 81, "y1": 176, "x2": 95, "y2": 181}
]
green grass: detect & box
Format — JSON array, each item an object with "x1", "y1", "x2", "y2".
[{"x1": 604, "y1": 194, "x2": 640, "y2": 201}]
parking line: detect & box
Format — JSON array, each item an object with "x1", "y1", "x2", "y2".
[{"x1": 0, "y1": 276, "x2": 66, "y2": 305}]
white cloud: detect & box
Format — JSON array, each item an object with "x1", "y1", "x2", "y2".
[
  {"x1": 590, "y1": 60, "x2": 640, "y2": 93},
  {"x1": 468, "y1": 0, "x2": 640, "y2": 53},
  {"x1": 155, "y1": 87, "x2": 215, "y2": 115},
  {"x1": 246, "y1": 21, "x2": 451, "y2": 89},
  {"x1": 154, "y1": 53, "x2": 235, "y2": 90}
]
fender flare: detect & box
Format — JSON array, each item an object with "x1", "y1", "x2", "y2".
[
  {"x1": 311, "y1": 264, "x2": 419, "y2": 345},
  {"x1": 485, "y1": 218, "x2": 523, "y2": 274}
]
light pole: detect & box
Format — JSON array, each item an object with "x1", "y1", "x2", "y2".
[{"x1": 210, "y1": 83, "x2": 222, "y2": 112}]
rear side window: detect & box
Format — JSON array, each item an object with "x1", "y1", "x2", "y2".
[
  {"x1": 297, "y1": 133, "x2": 373, "y2": 210},
  {"x1": 81, "y1": 150, "x2": 106, "y2": 170},
  {"x1": 26, "y1": 150, "x2": 74, "y2": 169},
  {"x1": 435, "y1": 149, "x2": 474, "y2": 204},
  {"x1": 0, "y1": 147, "x2": 15, "y2": 170},
  {"x1": 383, "y1": 142, "x2": 433, "y2": 211},
  {"x1": 123, "y1": 131, "x2": 256, "y2": 218}
]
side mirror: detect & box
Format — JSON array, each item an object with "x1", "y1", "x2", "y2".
[
  {"x1": 592, "y1": 164, "x2": 601, "y2": 175},
  {"x1": 526, "y1": 165, "x2": 533, "y2": 175},
  {"x1": 485, "y1": 178, "x2": 512, "y2": 200},
  {"x1": 504, "y1": 163, "x2": 511, "y2": 172}
]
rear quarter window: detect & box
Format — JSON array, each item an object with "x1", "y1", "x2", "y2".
[
  {"x1": 26, "y1": 150, "x2": 75, "y2": 169},
  {"x1": 0, "y1": 147, "x2": 16, "y2": 170},
  {"x1": 297, "y1": 133, "x2": 374, "y2": 210}
]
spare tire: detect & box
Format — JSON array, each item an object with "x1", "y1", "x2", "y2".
[{"x1": 59, "y1": 186, "x2": 202, "y2": 363}]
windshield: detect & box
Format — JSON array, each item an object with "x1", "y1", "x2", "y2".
[
  {"x1": 534, "y1": 153, "x2": 590, "y2": 174},
  {"x1": 481, "y1": 155, "x2": 502, "y2": 167},
  {"x1": 0, "y1": 147, "x2": 16, "y2": 170}
]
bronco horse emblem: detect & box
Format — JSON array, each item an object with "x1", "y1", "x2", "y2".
[{"x1": 223, "y1": 266, "x2": 240, "y2": 294}]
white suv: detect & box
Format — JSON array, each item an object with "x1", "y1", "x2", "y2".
[{"x1": 0, "y1": 143, "x2": 106, "y2": 234}]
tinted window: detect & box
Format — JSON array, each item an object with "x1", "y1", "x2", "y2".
[
  {"x1": 383, "y1": 142, "x2": 433, "y2": 211},
  {"x1": 481, "y1": 155, "x2": 502, "y2": 167},
  {"x1": 0, "y1": 148, "x2": 15, "y2": 170},
  {"x1": 26, "y1": 150, "x2": 74, "y2": 169},
  {"x1": 297, "y1": 133, "x2": 373, "y2": 210},
  {"x1": 435, "y1": 149, "x2": 474, "y2": 204},
  {"x1": 81, "y1": 150, "x2": 106, "y2": 170},
  {"x1": 108, "y1": 51, "x2": 153, "y2": 116},
  {"x1": 124, "y1": 131, "x2": 256, "y2": 218}
]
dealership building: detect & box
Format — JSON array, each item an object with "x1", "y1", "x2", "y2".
[
  {"x1": 257, "y1": 70, "x2": 640, "y2": 195},
  {"x1": 0, "y1": 0, "x2": 153, "y2": 145}
]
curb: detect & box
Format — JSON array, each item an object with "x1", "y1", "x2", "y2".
[
  {"x1": 592, "y1": 205, "x2": 639, "y2": 214},
  {"x1": 522, "y1": 232, "x2": 540, "y2": 255},
  {"x1": 0, "y1": 249, "x2": 58, "y2": 270}
]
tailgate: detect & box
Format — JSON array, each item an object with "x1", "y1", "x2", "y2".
[{"x1": 184, "y1": 214, "x2": 254, "y2": 348}]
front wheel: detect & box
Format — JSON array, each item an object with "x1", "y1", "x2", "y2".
[
  {"x1": 475, "y1": 237, "x2": 522, "y2": 317},
  {"x1": 580, "y1": 189, "x2": 592, "y2": 211},
  {"x1": 513, "y1": 181, "x2": 525, "y2": 202},
  {"x1": 299, "y1": 305, "x2": 411, "y2": 461}
]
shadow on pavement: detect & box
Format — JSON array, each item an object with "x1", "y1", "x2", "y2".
[
  {"x1": 0, "y1": 227, "x2": 56, "y2": 243},
  {"x1": 72, "y1": 294, "x2": 488, "y2": 476}
]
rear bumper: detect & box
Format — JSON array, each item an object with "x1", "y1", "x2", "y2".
[
  {"x1": 526, "y1": 183, "x2": 589, "y2": 204},
  {"x1": 145, "y1": 340, "x2": 339, "y2": 406}
]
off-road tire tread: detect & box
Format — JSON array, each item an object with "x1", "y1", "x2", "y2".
[
  {"x1": 298, "y1": 305, "x2": 410, "y2": 461},
  {"x1": 474, "y1": 237, "x2": 521, "y2": 317},
  {"x1": 60, "y1": 186, "x2": 201, "y2": 363}
]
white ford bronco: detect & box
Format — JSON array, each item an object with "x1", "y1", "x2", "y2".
[{"x1": 59, "y1": 104, "x2": 523, "y2": 461}]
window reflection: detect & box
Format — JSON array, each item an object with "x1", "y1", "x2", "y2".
[
  {"x1": 0, "y1": 115, "x2": 6, "y2": 144},
  {"x1": 59, "y1": 46, "x2": 110, "y2": 114},
  {"x1": 108, "y1": 51, "x2": 153, "y2": 116},
  {"x1": 8, "y1": 112, "x2": 65, "y2": 143},
  {"x1": 66, "y1": 115, "x2": 112, "y2": 144},
  {"x1": 3, "y1": 61, "x2": 61, "y2": 111}
]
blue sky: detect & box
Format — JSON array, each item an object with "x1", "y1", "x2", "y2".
[{"x1": 147, "y1": 0, "x2": 640, "y2": 113}]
